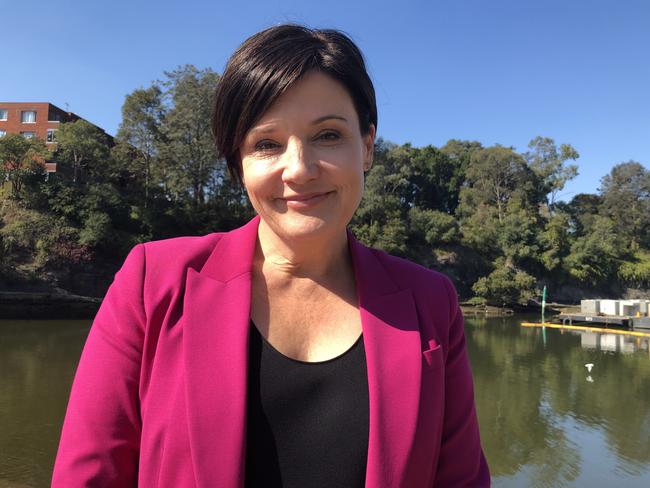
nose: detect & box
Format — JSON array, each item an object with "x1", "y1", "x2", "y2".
[{"x1": 281, "y1": 137, "x2": 319, "y2": 184}]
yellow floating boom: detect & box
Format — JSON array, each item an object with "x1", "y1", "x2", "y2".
[{"x1": 521, "y1": 322, "x2": 650, "y2": 339}]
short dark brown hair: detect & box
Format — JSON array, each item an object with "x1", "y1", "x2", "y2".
[{"x1": 212, "y1": 24, "x2": 377, "y2": 185}]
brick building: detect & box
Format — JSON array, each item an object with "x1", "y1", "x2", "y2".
[{"x1": 0, "y1": 102, "x2": 111, "y2": 173}]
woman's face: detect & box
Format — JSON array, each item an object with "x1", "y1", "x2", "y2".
[{"x1": 239, "y1": 71, "x2": 375, "y2": 243}]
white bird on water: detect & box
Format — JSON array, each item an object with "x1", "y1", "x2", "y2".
[{"x1": 585, "y1": 363, "x2": 594, "y2": 373}]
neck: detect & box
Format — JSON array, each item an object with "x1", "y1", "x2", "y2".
[{"x1": 254, "y1": 219, "x2": 351, "y2": 282}]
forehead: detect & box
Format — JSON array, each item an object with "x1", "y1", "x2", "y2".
[{"x1": 252, "y1": 71, "x2": 358, "y2": 127}]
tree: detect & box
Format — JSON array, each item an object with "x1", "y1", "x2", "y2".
[
  {"x1": 496, "y1": 199, "x2": 542, "y2": 268},
  {"x1": 408, "y1": 207, "x2": 459, "y2": 246},
  {"x1": 0, "y1": 133, "x2": 48, "y2": 199},
  {"x1": 116, "y1": 85, "x2": 166, "y2": 208},
  {"x1": 525, "y1": 136, "x2": 579, "y2": 206},
  {"x1": 618, "y1": 251, "x2": 650, "y2": 289},
  {"x1": 599, "y1": 161, "x2": 650, "y2": 250},
  {"x1": 54, "y1": 120, "x2": 112, "y2": 184},
  {"x1": 539, "y1": 211, "x2": 572, "y2": 273},
  {"x1": 352, "y1": 140, "x2": 409, "y2": 254},
  {"x1": 564, "y1": 215, "x2": 625, "y2": 286},
  {"x1": 460, "y1": 145, "x2": 536, "y2": 224},
  {"x1": 440, "y1": 139, "x2": 482, "y2": 212},
  {"x1": 458, "y1": 145, "x2": 541, "y2": 259},
  {"x1": 158, "y1": 65, "x2": 223, "y2": 206},
  {"x1": 407, "y1": 145, "x2": 467, "y2": 214},
  {"x1": 558, "y1": 193, "x2": 602, "y2": 237},
  {"x1": 471, "y1": 258, "x2": 537, "y2": 306}
]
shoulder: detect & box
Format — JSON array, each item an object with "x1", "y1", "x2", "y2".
[
  {"x1": 137, "y1": 232, "x2": 224, "y2": 283},
  {"x1": 142, "y1": 233, "x2": 224, "y2": 268},
  {"x1": 113, "y1": 232, "x2": 225, "y2": 296}
]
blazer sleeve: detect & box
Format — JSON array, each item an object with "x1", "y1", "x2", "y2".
[
  {"x1": 434, "y1": 277, "x2": 490, "y2": 487},
  {"x1": 52, "y1": 244, "x2": 146, "y2": 487}
]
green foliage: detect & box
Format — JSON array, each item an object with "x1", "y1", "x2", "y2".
[
  {"x1": 157, "y1": 65, "x2": 223, "y2": 206},
  {"x1": 525, "y1": 136, "x2": 579, "y2": 206},
  {"x1": 472, "y1": 260, "x2": 538, "y2": 306},
  {"x1": 53, "y1": 120, "x2": 112, "y2": 184},
  {"x1": 496, "y1": 200, "x2": 542, "y2": 265},
  {"x1": 558, "y1": 193, "x2": 602, "y2": 237},
  {"x1": 539, "y1": 211, "x2": 571, "y2": 272},
  {"x1": 116, "y1": 85, "x2": 166, "y2": 208},
  {"x1": 0, "y1": 211, "x2": 49, "y2": 257},
  {"x1": 0, "y1": 133, "x2": 49, "y2": 199},
  {"x1": 459, "y1": 204, "x2": 501, "y2": 256},
  {"x1": 78, "y1": 211, "x2": 113, "y2": 247},
  {"x1": 352, "y1": 213, "x2": 408, "y2": 255},
  {"x1": 465, "y1": 296, "x2": 487, "y2": 306},
  {"x1": 407, "y1": 145, "x2": 467, "y2": 213},
  {"x1": 459, "y1": 145, "x2": 538, "y2": 223},
  {"x1": 564, "y1": 216, "x2": 625, "y2": 285},
  {"x1": 1, "y1": 59, "x2": 646, "y2": 304},
  {"x1": 0, "y1": 203, "x2": 89, "y2": 270},
  {"x1": 408, "y1": 207, "x2": 459, "y2": 245},
  {"x1": 599, "y1": 161, "x2": 650, "y2": 250},
  {"x1": 34, "y1": 224, "x2": 90, "y2": 268},
  {"x1": 618, "y1": 251, "x2": 650, "y2": 288},
  {"x1": 351, "y1": 140, "x2": 409, "y2": 254}
]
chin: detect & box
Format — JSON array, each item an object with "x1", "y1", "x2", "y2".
[{"x1": 269, "y1": 214, "x2": 340, "y2": 240}]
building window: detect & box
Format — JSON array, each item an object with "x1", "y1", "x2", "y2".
[
  {"x1": 0, "y1": 130, "x2": 6, "y2": 137},
  {"x1": 21, "y1": 131, "x2": 35, "y2": 139},
  {"x1": 0, "y1": 109, "x2": 7, "y2": 121},
  {"x1": 46, "y1": 129, "x2": 57, "y2": 143},
  {"x1": 21, "y1": 111, "x2": 37, "y2": 123},
  {"x1": 48, "y1": 111, "x2": 63, "y2": 122}
]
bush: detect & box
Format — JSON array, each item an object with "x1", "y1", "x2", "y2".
[
  {"x1": 79, "y1": 211, "x2": 113, "y2": 248},
  {"x1": 0, "y1": 209, "x2": 51, "y2": 256},
  {"x1": 472, "y1": 260, "x2": 537, "y2": 306},
  {"x1": 35, "y1": 224, "x2": 91, "y2": 268},
  {"x1": 408, "y1": 207, "x2": 459, "y2": 245},
  {"x1": 564, "y1": 216, "x2": 624, "y2": 286},
  {"x1": 618, "y1": 251, "x2": 650, "y2": 288}
]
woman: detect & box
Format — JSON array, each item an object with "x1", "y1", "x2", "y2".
[{"x1": 52, "y1": 24, "x2": 490, "y2": 487}]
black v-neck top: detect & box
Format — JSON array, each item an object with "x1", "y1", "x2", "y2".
[{"x1": 245, "y1": 322, "x2": 369, "y2": 488}]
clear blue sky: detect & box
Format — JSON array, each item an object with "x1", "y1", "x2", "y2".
[{"x1": 3, "y1": 0, "x2": 648, "y2": 200}]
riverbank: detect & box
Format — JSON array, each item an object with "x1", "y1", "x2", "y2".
[
  {"x1": 0, "y1": 292, "x2": 100, "y2": 319},
  {"x1": 2, "y1": 291, "x2": 577, "y2": 321},
  {"x1": 459, "y1": 301, "x2": 577, "y2": 317}
]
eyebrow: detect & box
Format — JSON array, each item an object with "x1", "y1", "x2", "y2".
[{"x1": 248, "y1": 114, "x2": 349, "y2": 136}]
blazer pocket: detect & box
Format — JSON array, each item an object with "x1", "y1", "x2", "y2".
[{"x1": 422, "y1": 344, "x2": 443, "y2": 371}]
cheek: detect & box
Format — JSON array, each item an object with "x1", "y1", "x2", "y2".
[{"x1": 242, "y1": 167, "x2": 282, "y2": 206}]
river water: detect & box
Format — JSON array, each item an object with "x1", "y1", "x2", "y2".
[{"x1": 1, "y1": 315, "x2": 649, "y2": 487}]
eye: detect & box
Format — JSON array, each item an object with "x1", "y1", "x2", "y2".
[
  {"x1": 317, "y1": 131, "x2": 341, "y2": 142},
  {"x1": 254, "y1": 140, "x2": 280, "y2": 152}
]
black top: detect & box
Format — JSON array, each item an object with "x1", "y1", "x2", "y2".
[{"x1": 245, "y1": 321, "x2": 369, "y2": 488}]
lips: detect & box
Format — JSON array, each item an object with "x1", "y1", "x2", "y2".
[{"x1": 280, "y1": 191, "x2": 333, "y2": 208}]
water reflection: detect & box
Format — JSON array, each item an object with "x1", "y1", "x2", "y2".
[
  {"x1": 0, "y1": 320, "x2": 90, "y2": 488},
  {"x1": 1, "y1": 317, "x2": 649, "y2": 487},
  {"x1": 466, "y1": 315, "x2": 650, "y2": 487},
  {"x1": 578, "y1": 331, "x2": 649, "y2": 355}
]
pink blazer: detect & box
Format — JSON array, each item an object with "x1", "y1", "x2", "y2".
[{"x1": 52, "y1": 215, "x2": 489, "y2": 487}]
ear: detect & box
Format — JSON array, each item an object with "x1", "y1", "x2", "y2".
[{"x1": 363, "y1": 124, "x2": 376, "y2": 172}]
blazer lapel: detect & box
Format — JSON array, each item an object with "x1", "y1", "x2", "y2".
[
  {"x1": 348, "y1": 233, "x2": 424, "y2": 487},
  {"x1": 183, "y1": 215, "x2": 260, "y2": 488}
]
